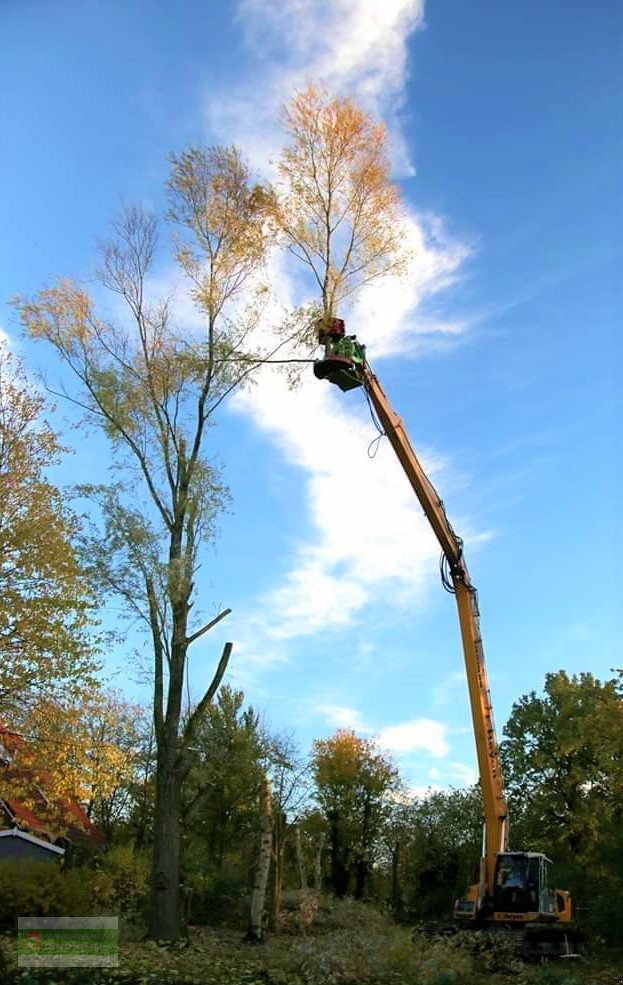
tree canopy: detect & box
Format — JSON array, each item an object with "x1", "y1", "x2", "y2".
[
  {"x1": 312, "y1": 729, "x2": 400, "y2": 898},
  {"x1": 276, "y1": 83, "x2": 410, "y2": 322},
  {"x1": 0, "y1": 343, "x2": 99, "y2": 714}
]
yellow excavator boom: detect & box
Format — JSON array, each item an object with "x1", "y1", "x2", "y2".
[{"x1": 361, "y1": 364, "x2": 508, "y2": 900}]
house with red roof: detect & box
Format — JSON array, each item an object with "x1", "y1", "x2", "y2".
[{"x1": 0, "y1": 724, "x2": 105, "y2": 862}]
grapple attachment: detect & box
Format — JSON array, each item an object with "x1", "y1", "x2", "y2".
[{"x1": 313, "y1": 318, "x2": 366, "y2": 391}]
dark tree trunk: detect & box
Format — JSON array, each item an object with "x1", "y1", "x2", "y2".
[
  {"x1": 149, "y1": 748, "x2": 183, "y2": 940},
  {"x1": 391, "y1": 840, "x2": 401, "y2": 912},
  {"x1": 354, "y1": 856, "x2": 369, "y2": 900},
  {"x1": 354, "y1": 797, "x2": 372, "y2": 899},
  {"x1": 329, "y1": 810, "x2": 349, "y2": 897}
]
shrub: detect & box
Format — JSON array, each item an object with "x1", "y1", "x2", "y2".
[
  {"x1": 0, "y1": 860, "x2": 97, "y2": 927},
  {"x1": 97, "y1": 844, "x2": 151, "y2": 913},
  {"x1": 184, "y1": 866, "x2": 249, "y2": 927}
]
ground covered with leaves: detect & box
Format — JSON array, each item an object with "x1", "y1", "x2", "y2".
[{"x1": 2, "y1": 896, "x2": 621, "y2": 985}]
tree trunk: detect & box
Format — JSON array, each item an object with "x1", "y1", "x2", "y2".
[
  {"x1": 149, "y1": 752, "x2": 182, "y2": 940},
  {"x1": 295, "y1": 824, "x2": 306, "y2": 890},
  {"x1": 271, "y1": 810, "x2": 286, "y2": 930},
  {"x1": 247, "y1": 776, "x2": 272, "y2": 943},
  {"x1": 391, "y1": 840, "x2": 401, "y2": 911},
  {"x1": 354, "y1": 796, "x2": 372, "y2": 900},
  {"x1": 314, "y1": 831, "x2": 325, "y2": 893},
  {"x1": 329, "y1": 810, "x2": 349, "y2": 897},
  {"x1": 354, "y1": 856, "x2": 369, "y2": 900}
]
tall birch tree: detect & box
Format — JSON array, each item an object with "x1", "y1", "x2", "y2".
[{"x1": 15, "y1": 146, "x2": 280, "y2": 940}]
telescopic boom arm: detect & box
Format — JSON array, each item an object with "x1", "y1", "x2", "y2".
[
  {"x1": 361, "y1": 363, "x2": 508, "y2": 900},
  {"x1": 313, "y1": 322, "x2": 508, "y2": 902}
]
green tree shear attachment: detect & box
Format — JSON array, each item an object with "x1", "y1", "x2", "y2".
[{"x1": 313, "y1": 327, "x2": 366, "y2": 392}]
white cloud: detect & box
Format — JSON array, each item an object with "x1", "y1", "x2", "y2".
[
  {"x1": 188, "y1": 0, "x2": 486, "y2": 671},
  {"x1": 446, "y1": 761, "x2": 477, "y2": 785},
  {"x1": 378, "y1": 717, "x2": 449, "y2": 758},
  {"x1": 210, "y1": 0, "x2": 425, "y2": 177},
  {"x1": 349, "y1": 214, "x2": 472, "y2": 360},
  {"x1": 315, "y1": 703, "x2": 450, "y2": 760},
  {"x1": 233, "y1": 332, "x2": 488, "y2": 638},
  {"x1": 407, "y1": 784, "x2": 445, "y2": 799},
  {"x1": 316, "y1": 703, "x2": 367, "y2": 731}
]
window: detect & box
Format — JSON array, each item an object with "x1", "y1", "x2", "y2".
[{"x1": 497, "y1": 856, "x2": 527, "y2": 890}]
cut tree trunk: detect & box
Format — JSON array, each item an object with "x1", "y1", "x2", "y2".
[
  {"x1": 247, "y1": 776, "x2": 273, "y2": 943},
  {"x1": 272, "y1": 810, "x2": 286, "y2": 930},
  {"x1": 295, "y1": 824, "x2": 306, "y2": 890},
  {"x1": 313, "y1": 831, "x2": 325, "y2": 892}
]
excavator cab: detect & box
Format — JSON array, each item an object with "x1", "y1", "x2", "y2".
[
  {"x1": 493, "y1": 852, "x2": 556, "y2": 918},
  {"x1": 454, "y1": 852, "x2": 575, "y2": 956},
  {"x1": 313, "y1": 317, "x2": 366, "y2": 391}
]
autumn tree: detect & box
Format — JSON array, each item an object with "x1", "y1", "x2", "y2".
[
  {"x1": 14, "y1": 144, "x2": 288, "y2": 940},
  {"x1": 81, "y1": 691, "x2": 149, "y2": 840},
  {"x1": 3, "y1": 687, "x2": 142, "y2": 837},
  {"x1": 312, "y1": 729, "x2": 400, "y2": 899},
  {"x1": 276, "y1": 83, "x2": 410, "y2": 325},
  {"x1": 0, "y1": 343, "x2": 99, "y2": 714}
]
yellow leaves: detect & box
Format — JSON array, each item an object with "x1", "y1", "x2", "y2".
[
  {"x1": 277, "y1": 83, "x2": 411, "y2": 319},
  {"x1": 16, "y1": 280, "x2": 94, "y2": 350},
  {"x1": 312, "y1": 729, "x2": 399, "y2": 796},
  {"x1": 1, "y1": 689, "x2": 145, "y2": 827},
  {"x1": 168, "y1": 145, "x2": 271, "y2": 320},
  {"x1": 0, "y1": 344, "x2": 101, "y2": 708}
]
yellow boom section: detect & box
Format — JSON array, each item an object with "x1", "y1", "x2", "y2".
[{"x1": 362, "y1": 364, "x2": 508, "y2": 899}]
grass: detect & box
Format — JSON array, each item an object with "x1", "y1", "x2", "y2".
[{"x1": 1, "y1": 894, "x2": 621, "y2": 985}]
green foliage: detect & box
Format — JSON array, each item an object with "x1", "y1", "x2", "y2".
[
  {"x1": 501, "y1": 670, "x2": 623, "y2": 946},
  {"x1": 312, "y1": 730, "x2": 400, "y2": 898},
  {"x1": 501, "y1": 671, "x2": 623, "y2": 860},
  {"x1": 183, "y1": 861, "x2": 250, "y2": 927},
  {"x1": 180, "y1": 685, "x2": 267, "y2": 928},
  {"x1": 182, "y1": 685, "x2": 266, "y2": 861},
  {"x1": 0, "y1": 861, "x2": 102, "y2": 928},
  {"x1": 374, "y1": 787, "x2": 482, "y2": 921},
  {"x1": 97, "y1": 845, "x2": 151, "y2": 912}
]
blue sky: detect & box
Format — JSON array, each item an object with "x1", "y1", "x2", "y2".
[{"x1": 2, "y1": 0, "x2": 621, "y2": 794}]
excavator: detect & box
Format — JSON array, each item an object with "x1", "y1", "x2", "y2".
[{"x1": 313, "y1": 317, "x2": 579, "y2": 959}]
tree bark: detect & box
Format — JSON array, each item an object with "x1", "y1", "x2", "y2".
[
  {"x1": 354, "y1": 796, "x2": 372, "y2": 900},
  {"x1": 328, "y1": 810, "x2": 349, "y2": 897},
  {"x1": 295, "y1": 824, "x2": 307, "y2": 890},
  {"x1": 391, "y1": 839, "x2": 401, "y2": 911},
  {"x1": 271, "y1": 810, "x2": 286, "y2": 930},
  {"x1": 313, "y1": 831, "x2": 325, "y2": 893},
  {"x1": 247, "y1": 776, "x2": 272, "y2": 942},
  {"x1": 148, "y1": 638, "x2": 232, "y2": 941},
  {"x1": 149, "y1": 749, "x2": 182, "y2": 939}
]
